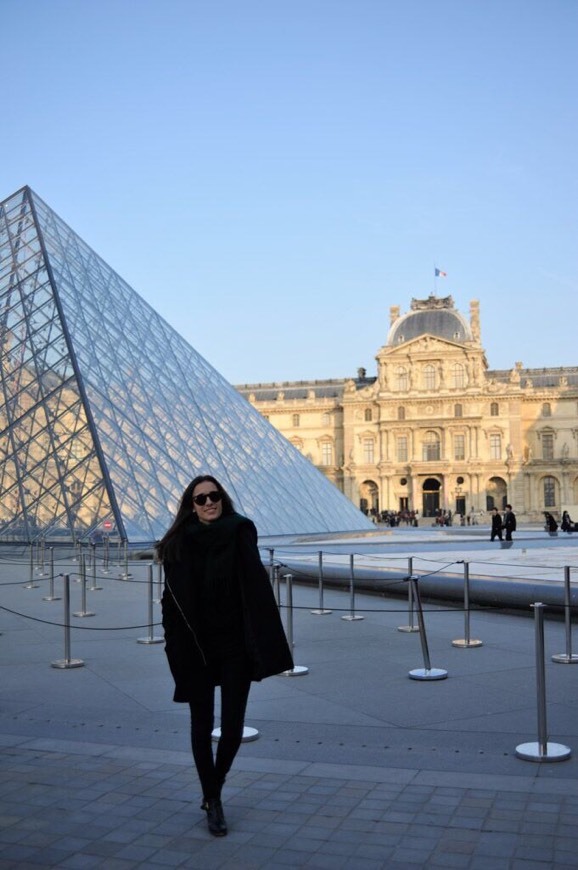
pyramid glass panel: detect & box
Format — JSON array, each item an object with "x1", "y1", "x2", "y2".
[{"x1": 0, "y1": 186, "x2": 372, "y2": 541}]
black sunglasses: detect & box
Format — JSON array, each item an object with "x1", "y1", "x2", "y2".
[{"x1": 193, "y1": 490, "x2": 223, "y2": 506}]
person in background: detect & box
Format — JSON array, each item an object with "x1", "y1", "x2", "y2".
[
  {"x1": 490, "y1": 507, "x2": 503, "y2": 542},
  {"x1": 503, "y1": 504, "x2": 517, "y2": 541},
  {"x1": 157, "y1": 475, "x2": 293, "y2": 837}
]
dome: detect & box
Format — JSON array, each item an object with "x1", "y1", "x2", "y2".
[{"x1": 388, "y1": 295, "x2": 472, "y2": 346}]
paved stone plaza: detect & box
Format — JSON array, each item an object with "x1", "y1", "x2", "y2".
[{"x1": 2, "y1": 533, "x2": 578, "y2": 868}]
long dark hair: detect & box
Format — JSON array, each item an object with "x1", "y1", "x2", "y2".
[{"x1": 157, "y1": 475, "x2": 235, "y2": 561}]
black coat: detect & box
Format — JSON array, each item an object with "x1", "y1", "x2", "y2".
[{"x1": 161, "y1": 513, "x2": 294, "y2": 702}]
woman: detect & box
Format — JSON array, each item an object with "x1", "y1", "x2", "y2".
[{"x1": 158, "y1": 475, "x2": 293, "y2": 837}]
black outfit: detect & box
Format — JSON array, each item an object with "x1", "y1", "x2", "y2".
[
  {"x1": 161, "y1": 512, "x2": 293, "y2": 804},
  {"x1": 504, "y1": 510, "x2": 516, "y2": 541},
  {"x1": 490, "y1": 512, "x2": 503, "y2": 541}
]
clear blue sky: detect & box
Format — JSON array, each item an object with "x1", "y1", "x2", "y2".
[{"x1": 2, "y1": 0, "x2": 577, "y2": 384}]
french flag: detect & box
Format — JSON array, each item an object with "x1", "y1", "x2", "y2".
[{"x1": 435, "y1": 268, "x2": 447, "y2": 278}]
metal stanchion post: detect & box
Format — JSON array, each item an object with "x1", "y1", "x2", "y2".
[
  {"x1": 516, "y1": 603, "x2": 571, "y2": 761},
  {"x1": 552, "y1": 567, "x2": 578, "y2": 664},
  {"x1": 154, "y1": 560, "x2": 162, "y2": 604},
  {"x1": 74, "y1": 553, "x2": 95, "y2": 617},
  {"x1": 51, "y1": 574, "x2": 84, "y2": 669},
  {"x1": 102, "y1": 535, "x2": 110, "y2": 574},
  {"x1": 24, "y1": 544, "x2": 39, "y2": 589},
  {"x1": 342, "y1": 554, "x2": 364, "y2": 621},
  {"x1": 89, "y1": 543, "x2": 103, "y2": 591},
  {"x1": 452, "y1": 561, "x2": 483, "y2": 648},
  {"x1": 408, "y1": 576, "x2": 448, "y2": 680},
  {"x1": 279, "y1": 574, "x2": 309, "y2": 676},
  {"x1": 273, "y1": 563, "x2": 281, "y2": 607},
  {"x1": 37, "y1": 538, "x2": 46, "y2": 576},
  {"x1": 138, "y1": 564, "x2": 163, "y2": 644},
  {"x1": 118, "y1": 539, "x2": 132, "y2": 580},
  {"x1": 311, "y1": 550, "x2": 332, "y2": 615},
  {"x1": 268, "y1": 548, "x2": 275, "y2": 586},
  {"x1": 43, "y1": 548, "x2": 60, "y2": 601},
  {"x1": 398, "y1": 557, "x2": 419, "y2": 632}
]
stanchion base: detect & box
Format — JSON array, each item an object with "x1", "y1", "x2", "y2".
[
  {"x1": 43, "y1": 596, "x2": 61, "y2": 602},
  {"x1": 279, "y1": 665, "x2": 309, "y2": 676},
  {"x1": 552, "y1": 653, "x2": 578, "y2": 664},
  {"x1": 73, "y1": 611, "x2": 95, "y2": 618},
  {"x1": 23, "y1": 583, "x2": 40, "y2": 589},
  {"x1": 515, "y1": 741, "x2": 571, "y2": 762},
  {"x1": 398, "y1": 625, "x2": 420, "y2": 633},
  {"x1": 89, "y1": 585, "x2": 103, "y2": 591},
  {"x1": 212, "y1": 726, "x2": 259, "y2": 743},
  {"x1": 409, "y1": 667, "x2": 448, "y2": 681},
  {"x1": 117, "y1": 574, "x2": 133, "y2": 580},
  {"x1": 452, "y1": 638, "x2": 483, "y2": 648},
  {"x1": 51, "y1": 658, "x2": 84, "y2": 669},
  {"x1": 137, "y1": 637, "x2": 164, "y2": 644},
  {"x1": 310, "y1": 609, "x2": 332, "y2": 615},
  {"x1": 341, "y1": 615, "x2": 365, "y2": 621}
]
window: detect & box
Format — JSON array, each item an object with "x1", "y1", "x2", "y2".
[
  {"x1": 423, "y1": 364, "x2": 436, "y2": 390},
  {"x1": 364, "y1": 408, "x2": 372, "y2": 422},
  {"x1": 397, "y1": 406, "x2": 406, "y2": 421},
  {"x1": 321, "y1": 442, "x2": 333, "y2": 465},
  {"x1": 542, "y1": 402, "x2": 551, "y2": 417},
  {"x1": 542, "y1": 432, "x2": 554, "y2": 460},
  {"x1": 396, "y1": 366, "x2": 409, "y2": 391},
  {"x1": 396, "y1": 436, "x2": 408, "y2": 462},
  {"x1": 363, "y1": 438, "x2": 374, "y2": 464},
  {"x1": 491, "y1": 403, "x2": 499, "y2": 417},
  {"x1": 454, "y1": 403, "x2": 463, "y2": 418},
  {"x1": 490, "y1": 433, "x2": 501, "y2": 460},
  {"x1": 423, "y1": 432, "x2": 441, "y2": 461},
  {"x1": 292, "y1": 414, "x2": 300, "y2": 427},
  {"x1": 452, "y1": 363, "x2": 465, "y2": 389},
  {"x1": 321, "y1": 412, "x2": 330, "y2": 425},
  {"x1": 454, "y1": 434, "x2": 465, "y2": 461},
  {"x1": 544, "y1": 476, "x2": 556, "y2": 507}
]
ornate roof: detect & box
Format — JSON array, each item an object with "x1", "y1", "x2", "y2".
[{"x1": 387, "y1": 294, "x2": 473, "y2": 346}]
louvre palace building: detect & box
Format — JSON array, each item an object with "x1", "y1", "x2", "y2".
[{"x1": 237, "y1": 295, "x2": 578, "y2": 521}]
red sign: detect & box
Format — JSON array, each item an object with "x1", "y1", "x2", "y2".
[{"x1": 103, "y1": 520, "x2": 113, "y2": 530}]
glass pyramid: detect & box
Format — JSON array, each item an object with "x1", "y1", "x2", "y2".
[{"x1": 0, "y1": 186, "x2": 372, "y2": 542}]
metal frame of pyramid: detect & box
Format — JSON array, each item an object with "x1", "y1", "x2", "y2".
[{"x1": 0, "y1": 186, "x2": 372, "y2": 543}]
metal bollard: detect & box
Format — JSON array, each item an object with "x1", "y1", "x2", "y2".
[
  {"x1": 138, "y1": 564, "x2": 163, "y2": 644},
  {"x1": 311, "y1": 550, "x2": 332, "y2": 615},
  {"x1": 452, "y1": 562, "x2": 483, "y2": 648},
  {"x1": 398, "y1": 557, "x2": 419, "y2": 632},
  {"x1": 408, "y1": 576, "x2": 447, "y2": 680},
  {"x1": 73, "y1": 553, "x2": 95, "y2": 617},
  {"x1": 516, "y1": 603, "x2": 571, "y2": 761},
  {"x1": 43, "y1": 548, "x2": 60, "y2": 602},
  {"x1": 24, "y1": 544, "x2": 39, "y2": 589},
  {"x1": 51, "y1": 574, "x2": 84, "y2": 669},
  {"x1": 341, "y1": 554, "x2": 364, "y2": 621},
  {"x1": 89, "y1": 543, "x2": 103, "y2": 591},
  {"x1": 279, "y1": 573, "x2": 308, "y2": 676},
  {"x1": 118, "y1": 539, "x2": 132, "y2": 580},
  {"x1": 552, "y1": 567, "x2": 578, "y2": 664}
]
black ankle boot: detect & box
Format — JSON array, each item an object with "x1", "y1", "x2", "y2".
[{"x1": 205, "y1": 798, "x2": 227, "y2": 837}]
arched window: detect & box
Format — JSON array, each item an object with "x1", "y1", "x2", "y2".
[
  {"x1": 544, "y1": 476, "x2": 557, "y2": 508},
  {"x1": 423, "y1": 364, "x2": 436, "y2": 391},
  {"x1": 396, "y1": 366, "x2": 409, "y2": 391},
  {"x1": 292, "y1": 414, "x2": 300, "y2": 427},
  {"x1": 542, "y1": 402, "x2": 552, "y2": 417},
  {"x1": 364, "y1": 408, "x2": 373, "y2": 422},
  {"x1": 451, "y1": 363, "x2": 465, "y2": 389},
  {"x1": 454, "y1": 403, "x2": 463, "y2": 418},
  {"x1": 397, "y1": 406, "x2": 406, "y2": 421},
  {"x1": 423, "y1": 431, "x2": 441, "y2": 461},
  {"x1": 490, "y1": 403, "x2": 499, "y2": 417}
]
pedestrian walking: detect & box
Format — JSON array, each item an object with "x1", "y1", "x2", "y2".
[
  {"x1": 490, "y1": 507, "x2": 503, "y2": 542},
  {"x1": 503, "y1": 504, "x2": 516, "y2": 541}
]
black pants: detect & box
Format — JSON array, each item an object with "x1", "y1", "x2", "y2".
[
  {"x1": 188, "y1": 654, "x2": 252, "y2": 800},
  {"x1": 491, "y1": 530, "x2": 502, "y2": 541}
]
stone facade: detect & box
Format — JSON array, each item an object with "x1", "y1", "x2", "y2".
[{"x1": 236, "y1": 296, "x2": 578, "y2": 521}]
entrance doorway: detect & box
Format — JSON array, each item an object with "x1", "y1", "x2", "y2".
[
  {"x1": 486, "y1": 477, "x2": 507, "y2": 511},
  {"x1": 422, "y1": 477, "x2": 441, "y2": 517}
]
